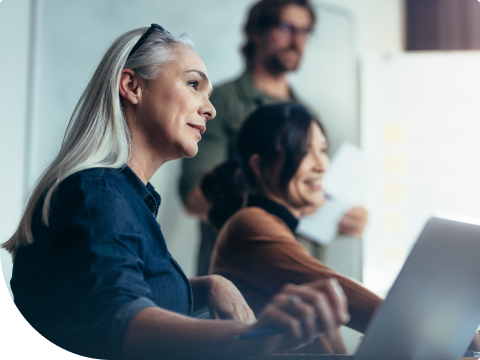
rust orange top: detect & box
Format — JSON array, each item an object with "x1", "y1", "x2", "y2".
[{"x1": 210, "y1": 205, "x2": 382, "y2": 334}]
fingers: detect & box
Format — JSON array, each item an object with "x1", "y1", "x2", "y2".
[
  {"x1": 254, "y1": 281, "x2": 351, "y2": 352},
  {"x1": 344, "y1": 206, "x2": 368, "y2": 223},
  {"x1": 281, "y1": 293, "x2": 318, "y2": 341},
  {"x1": 260, "y1": 298, "x2": 304, "y2": 339},
  {"x1": 339, "y1": 206, "x2": 369, "y2": 236},
  {"x1": 281, "y1": 282, "x2": 349, "y2": 341},
  {"x1": 308, "y1": 278, "x2": 350, "y2": 325}
]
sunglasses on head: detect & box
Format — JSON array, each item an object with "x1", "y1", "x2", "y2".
[{"x1": 127, "y1": 23, "x2": 169, "y2": 59}]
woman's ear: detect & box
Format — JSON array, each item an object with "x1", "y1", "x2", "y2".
[
  {"x1": 248, "y1": 154, "x2": 263, "y2": 180},
  {"x1": 119, "y1": 69, "x2": 141, "y2": 105}
]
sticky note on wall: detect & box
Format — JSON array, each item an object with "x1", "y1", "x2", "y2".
[
  {"x1": 384, "y1": 156, "x2": 405, "y2": 174},
  {"x1": 383, "y1": 184, "x2": 404, "y2": 203},
  {"x1": 383, "y1": 213, "x2": 406, "y2": 234},
  {"x1": 383, "y1": 125, "x2": 405, "y2": 144},
  {"x1": 381, "y1": 244, "x2": 407, "y2": 268}
]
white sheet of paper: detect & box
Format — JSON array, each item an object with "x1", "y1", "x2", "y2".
[
  {"x1": 323, "y1": 142, "x2": 373, "y2": 204},
  {"x1": 297, "y1": 198, "x2": 350, "y2": 246},
  {"x1": 297, "y1": 142, "x2": 372, "y2": 245}
]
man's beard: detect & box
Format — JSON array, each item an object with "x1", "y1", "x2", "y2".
[{"x1": 265, "y1": 48, "x2": 301, "y2": 75}]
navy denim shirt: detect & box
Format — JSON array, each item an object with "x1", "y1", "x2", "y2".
[{"x1": 11, "y1": 166, "x2": 193, "y2": 359}]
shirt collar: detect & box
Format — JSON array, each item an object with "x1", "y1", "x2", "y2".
[
  {"x1": 237, "y1": 70, "x2": 300, "y2": 107},
  {"x1": 247, "y1": 194, "x2": 299, "y2": 234},
  {"x1": 120, "y1": 166, "x2": 161, "y2": 217}
]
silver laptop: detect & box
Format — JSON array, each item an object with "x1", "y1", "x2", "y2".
[
  {"x1": 254, "y1": 215, "x2": 480, "y2": 360},
  {"x1": 353, "y1": 214, "x2": 480, "y2": 360}
]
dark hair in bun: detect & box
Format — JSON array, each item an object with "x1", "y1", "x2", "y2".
[{"x1": 201, "y1": 102, "x2": 325, "y2": 229}]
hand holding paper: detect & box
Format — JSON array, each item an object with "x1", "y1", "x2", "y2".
[
  {"x1": 338, "y1": 206, "x2": 369, "y2": 237},
  {"x1": 297, "y1": 142, "x2": 373, "y2": 245}
]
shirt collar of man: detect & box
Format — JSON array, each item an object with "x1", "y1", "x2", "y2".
[
  {"x1": 247, "y1": 193, "x2": 299, "y2": 234},
  {"x1": 237, "y1": 70, "x2": 300, "y2": 106},
  {"x1": 120, "y1": 165, "x2": 161, "y2": 217}
]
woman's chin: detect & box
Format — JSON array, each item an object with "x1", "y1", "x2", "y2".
[
  {"x1": 182, "y1": 144, "x2": 199, "y2": 158},
  {"x1": 308, "y1": 194, "x2": 327, "y2": 208}
]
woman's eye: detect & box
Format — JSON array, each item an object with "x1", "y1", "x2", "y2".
[{"x1": 188, "y1": 81, "x2": 199, "y2": 90}]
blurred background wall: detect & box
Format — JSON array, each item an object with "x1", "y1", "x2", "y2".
[
  {"x1": 9, "y1": 0, "x2": 480, "y2": 359},
  {"x1": 0, "y1": 0, "x2": 402, "y2": 290}
]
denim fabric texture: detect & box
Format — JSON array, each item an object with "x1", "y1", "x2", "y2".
[{"x1": 11, "y1": 166, "x2": 193, "y2": 359}]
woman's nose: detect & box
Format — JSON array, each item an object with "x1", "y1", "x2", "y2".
[
  {"x1": 314, "y1": 155, "x2": 329, "y2": 173},
  {"x1": 200, "y1": 98, "x2": 216, "y2": 121}
]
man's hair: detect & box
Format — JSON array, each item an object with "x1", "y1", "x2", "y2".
[{"x1": 242, "y1": 0, "x2": 317, "y2": 68}]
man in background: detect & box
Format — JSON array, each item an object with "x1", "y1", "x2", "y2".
[{"x1": 179, "y1": 0, "x2": 368, "y2": 276}]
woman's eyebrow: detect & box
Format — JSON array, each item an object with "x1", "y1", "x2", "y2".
[
  {"x1": 186, "y1": 69, "x2": 214, "y2": 96},
  {"x1": 186, "y1": 69, "x2": 210, "y2": 83}
]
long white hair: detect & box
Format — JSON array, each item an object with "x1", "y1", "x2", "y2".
[{"x1": 3, "y1": 27, "x2": 193, "y2": 257}]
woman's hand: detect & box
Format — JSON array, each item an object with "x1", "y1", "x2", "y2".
[
  {"x1": 124, "y1": 278, "x2": 349, "y2": 360},
  {"x1": 207, "y1": 275, "x2": 256, "y2": 322},
  {"x1": 338, "y1": 206, "x2": 369, "y2": 237},
  {"x1": 250, "y1": 278, "x2": 350, "y2": 352}
]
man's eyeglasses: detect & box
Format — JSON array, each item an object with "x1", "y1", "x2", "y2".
[
  {"x1": 127, "y1": 23, "x2": 169, "y2": 60},
  {"x1": 277, "y1": 22, "x2": 313, "y2": 38}
]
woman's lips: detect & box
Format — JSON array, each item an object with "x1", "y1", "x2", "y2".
[
  {"x1": 305, "y1": 179, "x2": 322, "y2": 191},
  {"x1": 187, "y1": 123, "x2": 206, "y2": 135}
]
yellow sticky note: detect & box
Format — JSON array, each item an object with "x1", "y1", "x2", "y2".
[
  {"x1": 382, "y1": 244, "x2": 407, "y2": 268},
  {"x1": 383, "y1": 125, "x2": 405, "y2": 144},
  {"x1": 384, "y1": 156, "x2": 405, "y2": 174},
  {"x1": 383, "y1": 184, "x2": 404, "y2": 202},
  {"x1": 383, "y1": 213, "x2": 405, "y2": 233}
]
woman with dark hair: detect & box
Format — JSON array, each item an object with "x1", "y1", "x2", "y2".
[{"x1": 203, "y1": 103, "x2": 383, "y2": 353}]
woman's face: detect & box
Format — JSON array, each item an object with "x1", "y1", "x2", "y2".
[
  {"x1": 136, "y1": 45, "x2": 215, "y2": 162},
  {"x1": 286, "y1": 122, "x2": 329, "y2": 212}
]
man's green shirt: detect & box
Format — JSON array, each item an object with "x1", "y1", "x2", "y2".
[{"x1": 179, "y1": 70, "x2": 320, "y2": 276}]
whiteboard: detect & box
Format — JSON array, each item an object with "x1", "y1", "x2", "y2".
[{"x1": 361, "y1": 52, "x2": 480, "y2": 296}]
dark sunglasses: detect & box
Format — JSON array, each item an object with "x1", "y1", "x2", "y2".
[{"x1": 127, "y1": 23, "x2": 169, "y2": 59}]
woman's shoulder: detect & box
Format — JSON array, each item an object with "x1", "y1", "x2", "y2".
[
  {"x1": 220, "y1": 206, "x2": 295, "y2": 241},
  {"x1": 61, "y1": 167, "x2": 124, "y2": 188},
  {"x1": 56, "y1": 167, "x2": 138, "y2": 201},
  {"x1": 51, "y1": 167, "x2": 135, "y2": 215}
]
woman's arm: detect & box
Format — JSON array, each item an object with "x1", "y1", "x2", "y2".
[
  {"x1": 190, "y1": 275, "x2": 255, "y2": 321},
  {"x1": 123, "y1": 280, "x2": 350, "y2": 360},
  {"x1": 213, "y1": 209, "x2": 382, "y2": 333},
  {"x1": 123, "y1": 307, "x2": 252, "y2": 360}
]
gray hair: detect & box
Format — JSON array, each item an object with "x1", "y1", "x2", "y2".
[{"x1": 2, "y1": 27, "x2": 194, "y2": 257}]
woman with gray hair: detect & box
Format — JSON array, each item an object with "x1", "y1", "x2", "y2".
[{"x1": 2, "y1": 25, "x2": 349, "y2": 359}]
